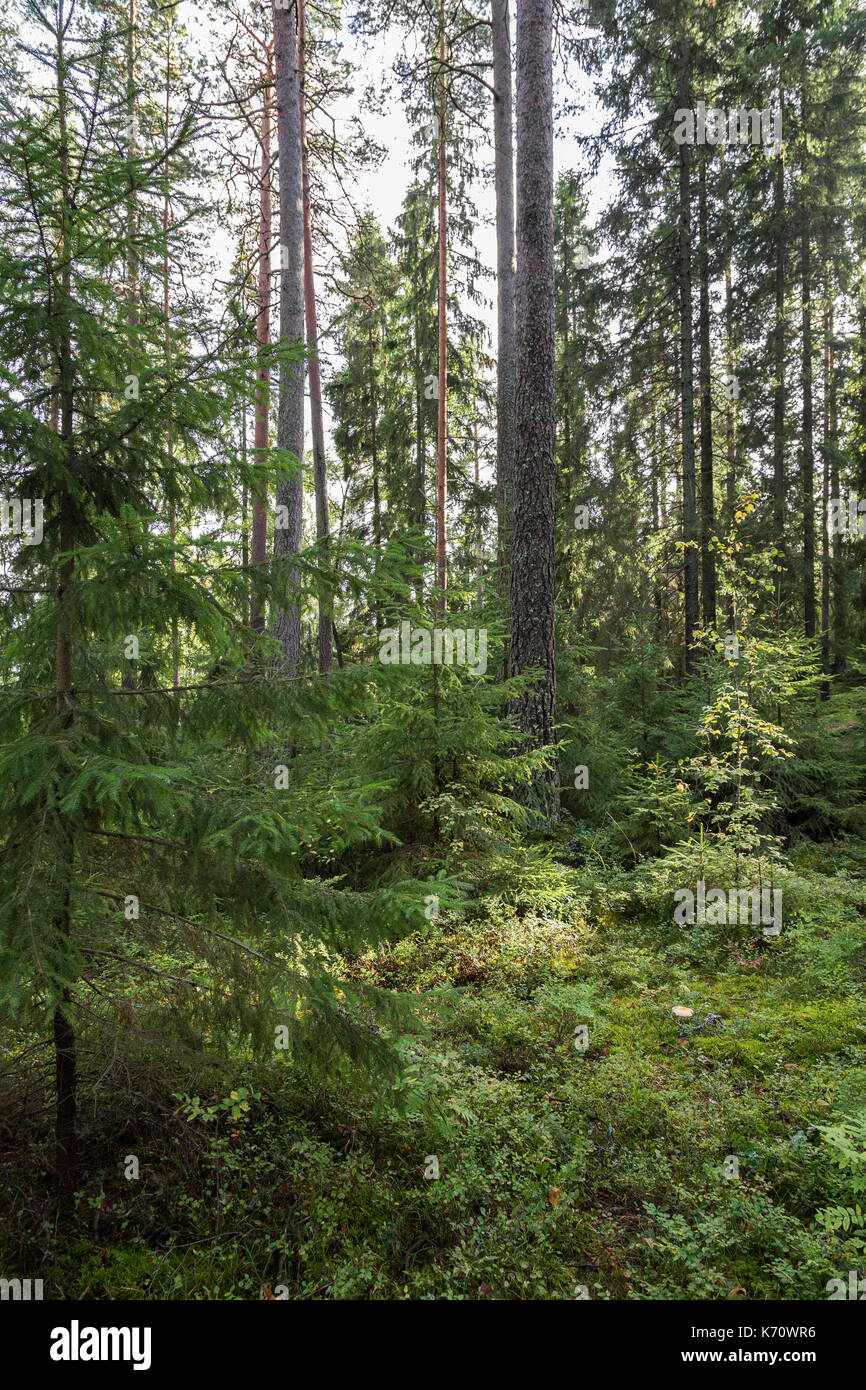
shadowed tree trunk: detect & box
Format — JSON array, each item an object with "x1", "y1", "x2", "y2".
[
  {"x1": 299, "y1": 0, "x2": 332, "y2": 672},
  {"x1": 251, "y1": 54, "x2": 272, "y2": 635},
  {"x1": 510, "y1": 0, "x2": 558, "y2": 826},
  {"x1": 771, "y1": 87, "x2": 786, "y2": 563},
  {"x1": 820, "y1": 258, "x2": 835, "y2": 693},
  {"x1": 273, "y1": 0, "x2": 305, "y2": 673},
  {"x1": 435, "y1": 4, "x2": 448, "y2": 611},
  {"x1": 697, "y1": 150, "x2": 715, "y2": 632},
  {"x1": 724, "y1": 240, "x2": 737, "y2": 632},
  {"x1": 54, "y1": 5, "x2": 77, "y2": 1200},
  {"x1": 676, "y1": 38, "x2": 699, "y2": 674},
  {"x1": 801, "y1": 226, "x2": 817, "y2": 640},
  {"x1": 491, "y1": 0, "x2": 515, "y2": 604}
]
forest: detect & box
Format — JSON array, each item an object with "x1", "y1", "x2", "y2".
[{"x1": 0, "y1": 0, "x2": 865, "y2": 1318}]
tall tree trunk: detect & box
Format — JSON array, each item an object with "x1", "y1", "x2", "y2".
[
  {"x1": 369, "y1": 328, "x2": 382, "y2": 630},
  {"x1": 510, "y1": 0, "x2": 558, "y2": 825},
  {"x1": 299, "y1": 0, "x2": 332, "y2": 672},
  {"x1": 724, "y1": 242, "x2": 737, "y2": 632},
  {"x1": 410, "y1": 205, "x2": 426, "y2": 606},
  {"x1": 491, "y1": 0, "x2": 515, "y2": 600},
  {"x1": 435, "y1": 5, "x2": 448, "y2": 612},
  {"x1": 54, "y1": 490, "x2": 76, "y2": 1203},
  {"x1": 676, "y1": 39, "x2": 699, "y2": 674},
  {"x1": 251, "y1": 56, "x2": 272, "y2": 635},
  {"x1": 697, "y1": 150, "x2": 716, "y2": 631},
  {"x1": 121, "y1": 0, "x2": 139, "y2": 696},
  {"x1": 474, "y1": 401, "x2": 482, "y2": 608},
  {"x1": 801, "y1": 227, "x2": 817, "y2": 640},
  {"x1": 163, "y1": 25, "x2": 179, "y2": 689},
  {"x1": 820, "y1": 260, "x2": 834, "y2": 693},
  {"x1": 54, "y1": 5, "x2": 77, "y2": 1201},
  {"x1": 126, "y1": 0, "x2": 138, "y2": 329},
  {"x1": 273, "y1": 0, "x2": 305, "y2": 673},
  {"x1": 771, "y1": 88, "x2": 786, "y2": 560}
]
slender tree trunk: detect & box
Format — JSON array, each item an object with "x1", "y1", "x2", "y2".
[
  {"x1": 54, "y1": 489, "x2": 76, "y2": 1203},
  {"x1": 724, "y1": 244, "x2": 737, "y2": 632},
  {"x1": 54, "y1": 6, "x2": 77, "y2": 1201},
  {"x1": 126, "y1": 0, "x2": 138, "y2": 329},
  {"x1": 511, "y1": 0, "x2": 558, "y2": 825},
  {"x1": 251, "y1": 57, "x2": 272, "y2": 635},
  {"x1": 651, "y1": 398, "x2": 664, "y2": 636},
  {"x1": 273, "y1": 1, "x2": 305, "y2": 672},
  {"x1": 832, "y1": 295, "x2": 848, "y2": 673},
  {"x1": 369, "y1": 329, "x2": 382, "y2": 630},
  {"x1": 299, "y1": 0, "x2": 332, "y2": 672},
  {"x1": 697, "y1": 151, "x2": 716, "y2": 631},
  {"x1": 435, "y1": 6, "x2": 448, "y2": 612},
  {"x1": 410, "y1": 207, "x2": 426, "y2": 606},
  {"x1": 820, "y1": 261, "x2": 833, "y2": 693},
  {"x1": 801, "y1": 225, "x2": 817, "y2": 640},
  {"x1": 772, "y1": 89, "x2": 786, "y2": 559},
  {"x1": 491, "y1": 0, "x2": 515, "y2": 598},
  {"x1": 121, "y1": 0, "x2": 139, "y2": 696},
  {"x1": 474, "y1": 402, "x2": 483, "y2": 608},
  {"x1": 854, "y1": 292, "x2": 866, "y2": 644},
  {"x1": 163, "y1": 27, "x2": 179, "y2": 689},
  {"x1": 676, "y1": 39, "x2": 699, "y2": 674}
]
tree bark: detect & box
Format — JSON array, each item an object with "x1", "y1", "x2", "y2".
[
  {"x1": 676, "y1": 39, "x2": 699, "y2": 674},
  {"x1": 510, "y1": 0, "x2": 558, "y2": 825},
  {"x1": 771, "y1": 88, "x2": 786, "y2": 558},
  {"x1": 126, "y1": 0, "x2": 138, "y2": 330},
  {"x1": 299, "y1": 0, "x2": 332, "y2": 672},
  {"x1": 54, "y1": 6, "x2": 77, "y2": 1200},
  {"x1": 724, "y1": 241, "x2": 737, "y2": 632},
  {"x1": 801, "y1": 225, "x2": 817, "y2": 640},
  {"x1": 697, "y1": 151, "x2": 716, "y2": 632},
  {"x1": 251, "y1": 55, "x2": 272, "y2": 635},
  {"x1": 491, "y1": 0, "x2": 515, "y2": 600},
  {"x1": 820, "y1": 262, "x2": 834, "y2": 692},
  {"x1": 272, "y1": 0, "x2": 305, "y2": 673},
  {"x1": 435, "y1": 4, "x2": 448, "y2": 612}
]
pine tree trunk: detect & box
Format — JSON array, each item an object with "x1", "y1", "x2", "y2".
[
  {"x1": 820, "y1": 265, "x2": 833, "y2": 692},
  {"x1": 370, "y1": 329, "x2": 382, "y2": 631},
  {"x1": 724, "y1": 244, "x2": 737, "y2": 632},
  {"x1": 801, "y1": 225, "x2": 817, "y2": 640},
  {"x1": 126, "y1": 0, "x2": 138, "y2": 330},
  {"x1": 163, "y1": 26, "x2": 179, "y2": 689},
  {"x1": 251, "y1": 58, "x2": 272, "y2": 635},
  {"x1": 299, "y1": 0, "x2": 332, "y2": 672},
  {"x1": 697, "y1": 152, "x2": 716, "y2": 632},
  {"x1": 676, "y1": 39, "x2": 699, "y2": 674},
  {"x1": 54, "y1": 12, "x2": 77, "y2": 1199},
  {"x1": 121, "y1": 0, "x2": 139, "y2": 696},
  {"x1": 435, "y1": 6, "x2": 448, "y2": 612},
  {"x1": 411, "y1": 215, "x2": 426, "y2": 607},
  {"x1": 273, "y1": 0, "x2": 305, "y2": 673},
  {"x1": 491, "y1": 0, "x2": 515, "y2": 596},
  {"x1": 772, "y1": 89, "x2": 786, "y2": 558},
  {"x1": 511, "y1": 0, "x2": 558, "y2": 826}
]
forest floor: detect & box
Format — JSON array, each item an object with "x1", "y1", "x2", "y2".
[{"x1": 3, "y1": 828, "x2": 865, "y2": 1300}]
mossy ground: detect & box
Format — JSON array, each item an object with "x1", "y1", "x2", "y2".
[{"x1": 2, "y1": 835, "x2": 864, "y2": 1300}]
